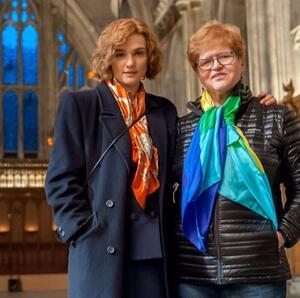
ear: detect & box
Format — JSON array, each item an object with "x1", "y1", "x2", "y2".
[{"x1": 240, "y1": 58, "x2": 245, "y2": 71}]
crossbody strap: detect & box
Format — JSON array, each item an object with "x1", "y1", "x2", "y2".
[{"x1": 84, "y1": 110, "x2": 148, "y2": 187}]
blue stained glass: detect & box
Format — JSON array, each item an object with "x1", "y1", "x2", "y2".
[
  {"x1": 4, "y1": 13, "x2": 9, "y2": 20},
  {"x1": 58, "y1": 58, "x2": 64, "y2": 74},
  {"x1": 2, "y1": 25, "x2": 18, "y2": 84},
  {"x1": 58, "y1": 32, "x2": 64, "y2": 42},
  {"x1": 3, "y1": 91, "x2": 18, "y2": 152},
  {"x1": 12, "y1": 10, "x2": 18, "y2": 22},
  {"x1": 22, "y1": 0, "x2": 28, "y2": 8},
  {"x1": 77, "y1": 64, "x2": 84, "y2": 88},
  {"x1": 30, "y1": 13, "x2": 35, "y2": 20},
  {"x1": 12, "y1": 0, "x2": 18, "y2": 8},
  {"x1": 21, "y1": 11, "x2": 28, "y2": 23},
  {"x1": 68, "y1": 64, "x2": 74, "y2": 89},
  {"x1": 22, "y1": 25, "x2": 38, "y2": 85},
  {"x1": 23, "y1": 91, "x2": 38, "y2": 151},
  {"x1": 60, "y1": 42, "x2": 69, "y2": 55}
]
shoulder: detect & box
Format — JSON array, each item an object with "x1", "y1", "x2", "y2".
[
  {"x1": 60, "y1": 88, "x2": 98, "y2": 104},
  {"x1": 249, "y1": 96, "x2": 285, "y2": 114},
  {"x1": 246, "y1": 96, "x2": 287, "y2": 122},
  {"x1": 58, "y1": 89, "x2": 99, "y2": 115},
  {"x1": 147, "y1": 93, "x2": 177, "y2": 114},
  {"x1": 247, "y1": 97, "x2": 300, "y2": 134}
]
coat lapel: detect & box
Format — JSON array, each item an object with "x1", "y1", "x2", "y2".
[
  {"x1": 96, "y1": 82, "x2": 131, "y2": 171},
  {"x1": 145, "y1": 94, "x2": 168, "y2": 196}
]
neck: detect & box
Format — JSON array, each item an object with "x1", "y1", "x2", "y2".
[
  {"x1": 210, "y1": 90, "x2": 230, "y2": 107},
  {"x1": 126, "y1": 84, "x2": 140, "y2": 99}
]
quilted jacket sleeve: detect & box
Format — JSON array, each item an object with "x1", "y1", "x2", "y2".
[{"x1": 278, "y1": 107, "x2": 300, "y2": 247}]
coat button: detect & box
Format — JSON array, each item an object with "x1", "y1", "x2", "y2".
[
  {"x1": 57, "y1": 226, "x2": 62, "y2": 232},
  {"x1": 149, "y1": 211, "x2": 157, "y2": 218},
  {"x1": 130, "y1": 213, "x2": 139, "y2": 221},
  {"x1": 60, "y1": 230, "x2": 65, "y2": 237},
  {"x1": 106, "y1": 200, "x2": 114, "y2": 208},
  {"x1": 107, "y1": 246, "x2": 116, "y2": 254}
]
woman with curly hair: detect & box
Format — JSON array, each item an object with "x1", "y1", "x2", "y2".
[{"x1": 45, "y1": 18, "x2": 177, "y2": 298}]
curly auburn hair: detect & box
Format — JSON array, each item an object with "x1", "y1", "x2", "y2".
[
  {"x1": 91, "y1": 18, "x2": 162, "y2": 81},
  {"x1": 187, "y1": 20, "x2": 246, "y2": 71}
]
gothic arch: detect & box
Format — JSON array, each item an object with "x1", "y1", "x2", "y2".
[{"x1": 50, "y1": 0, "x2": 98, "y2": 66}]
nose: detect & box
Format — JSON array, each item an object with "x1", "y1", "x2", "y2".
[
  {"x1": 211, "y1": 57, "x2": 223, "y2": 69},
  {"x1": 125, "y1": 54, "x2": 135, "y2": 67}
]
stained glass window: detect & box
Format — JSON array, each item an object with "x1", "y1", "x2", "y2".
[
  {"x1": 57, "y1": 31, "x2": 87, "y2": 90},
  {"x1": 57, "y1": 32, "x2": 69, "y2": 75},
  {"x1": 3, "y1": 90, "x2": 18, "y2": 152},
  {"x1": 1, "y1": 0, "x2": 39, "y2": 157},
  {"x1": 77, "y1": 64, "x2": 84, "y2": 89},
  {"x1": 22, "y1": 24, "x2": 38, "y2": 85},
  {"x1": 2, "y1": 24, "x2": 18, "y2": 84},
  {"x1": 68, "y1": 64, "x2": 75, "y2": 89},
  {"x1": 23, "y1": 90, "x2": 38, "y2": 152}
]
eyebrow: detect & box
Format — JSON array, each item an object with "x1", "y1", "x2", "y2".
[
  {"x1": 199, "y1": 51, "x2": 233, "y2": 60},
  {"x1": 115, "y1": 47, "x2": 146, "y2": 52}
]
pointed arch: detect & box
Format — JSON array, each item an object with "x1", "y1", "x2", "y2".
[
  {"x1": 2, "y1": 24, "x2": 18, "y2": 84},
  {"x1": 22, "y1": 24, "x2": 39, "y2": 85}
]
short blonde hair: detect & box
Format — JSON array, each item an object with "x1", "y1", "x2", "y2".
[
  {"x1": 91, "y1": 18, "x2": 162, "y2": 81},
  {"x1": 187, "y1": 20, "x2": 246, "y2": 71}
]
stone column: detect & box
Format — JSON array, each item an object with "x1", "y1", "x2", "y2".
[
  {"x1": 245, "y1": 0, "x2": 292, "y2": 99},
  {"x1": 291, "y1": 25, "x2": 300, "y2": 95},
  {"x1": 40, "y1": 0, "x2": 56, "y2": 160},
  {"x1": 176, "y1": 0, "x2": 203, "y2": 103}
]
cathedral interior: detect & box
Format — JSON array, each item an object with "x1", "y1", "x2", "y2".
[{"x1": 0, "y1": 0, "x2": 300, "y2": 296}]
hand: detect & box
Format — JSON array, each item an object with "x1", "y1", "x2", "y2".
[
  {"x1": 277, "y1": 231, "x2": 284, "y2": 249},
  {"x1": 258, "y1": 92, "x2": 279, "y2": 105}
]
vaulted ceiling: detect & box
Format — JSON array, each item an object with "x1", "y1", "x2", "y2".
[{"x1": 74, "y1": 0, "x2": 115, "y2": 31}]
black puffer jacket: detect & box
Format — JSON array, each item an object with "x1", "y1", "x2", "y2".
[{"x1": 172, "y1": 87, "x2": 300, "y2": 285}]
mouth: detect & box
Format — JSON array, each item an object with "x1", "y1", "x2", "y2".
[
  {"x1": 123, "y1": 71, "x2": 137, "y2": 75},
  {"x1": 211, "y1": 73, "x2": 226, "y2": 80}
]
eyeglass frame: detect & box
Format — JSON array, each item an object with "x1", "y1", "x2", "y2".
[{"x1": 197, "y1": 51, "x2": 236, "y2": 71}]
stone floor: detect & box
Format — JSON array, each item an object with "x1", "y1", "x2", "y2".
[
  {"x1": 0, "y1": 292, "x2": 67, "y2": 298},
  {"x1": 0, "y1": 289, "x2": 298, "y2": 298}
]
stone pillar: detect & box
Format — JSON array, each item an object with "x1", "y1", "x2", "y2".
[
  {"x1": 176, "y1": 0, "x2": 203, "y2": 103},
  {"x1": 245, "y1": 0, "x2": 292, "y2": 99},
  {"x1": 40, "y1": 0, "x2": 56, "y2": 160},
  {"x1": 291, "y1": 25, "x2": 300, "y2": 95}
]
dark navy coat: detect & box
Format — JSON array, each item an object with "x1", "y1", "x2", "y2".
[{"x1": 45, "y1": 81, "x2": 177, "y2": 298}]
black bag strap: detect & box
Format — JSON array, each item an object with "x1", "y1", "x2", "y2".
[{"x1": 84, "y1": 110, "x2": 148, "y2": 187}]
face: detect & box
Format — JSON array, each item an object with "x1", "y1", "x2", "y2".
[
  {"x1": 196, "y1": 46, "x2": 244, "y2": 105},
  {"x1": 111, "y1": 34, "x2": 148, "y2": 96}
]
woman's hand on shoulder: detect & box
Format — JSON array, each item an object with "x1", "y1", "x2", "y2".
[{"x1": 258, "y1": 92, "x2": 281, "y2": 106}]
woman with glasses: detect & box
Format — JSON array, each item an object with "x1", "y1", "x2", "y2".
[{"x1": 172, "y1": 20, "x2": 300, "y2": 298}]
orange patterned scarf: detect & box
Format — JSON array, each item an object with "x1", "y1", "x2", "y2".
[{"x1": 106, "y1": 79, "x2": 160, "y2": 209}]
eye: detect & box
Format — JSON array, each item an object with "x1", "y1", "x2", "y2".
[
  {"x1": 115, "y1": 52, "x2": 125, "y2": 58},
  {"x1": 198, "y1": 58, "x2": 212, "y2": 68},
  {"x1": 134, "y1": 50, "x2": 146, "y2": 56},
  {"x1": 218, "y1": 52, "x2": 235, "y2": 64}
]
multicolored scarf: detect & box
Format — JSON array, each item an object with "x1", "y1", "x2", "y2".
[
  {"x1": 107, "y1": 79, "x2": 159, "y2": 209},
  {"x1": 182, "y1": 85, "x2": 278, "y2": 252}
]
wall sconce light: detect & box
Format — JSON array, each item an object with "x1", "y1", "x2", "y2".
[
  {"x1": 25, "y1": 225, "x2": 38, "y2": 232},
  {"x1": 0, "y1": 225, "x2": 10, "y2": 233}
]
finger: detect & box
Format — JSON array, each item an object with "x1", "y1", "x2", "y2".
[
  {"x1": 258, "y1": 92, "x2": 267, "y2": 98},
  {"x1": 260, "y1": 96, "x2": 277, "y2": 106}
]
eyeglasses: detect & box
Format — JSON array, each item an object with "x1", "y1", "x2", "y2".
[{"x1": 197, "y1": 51, "x2": 236, "y2": 70}]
